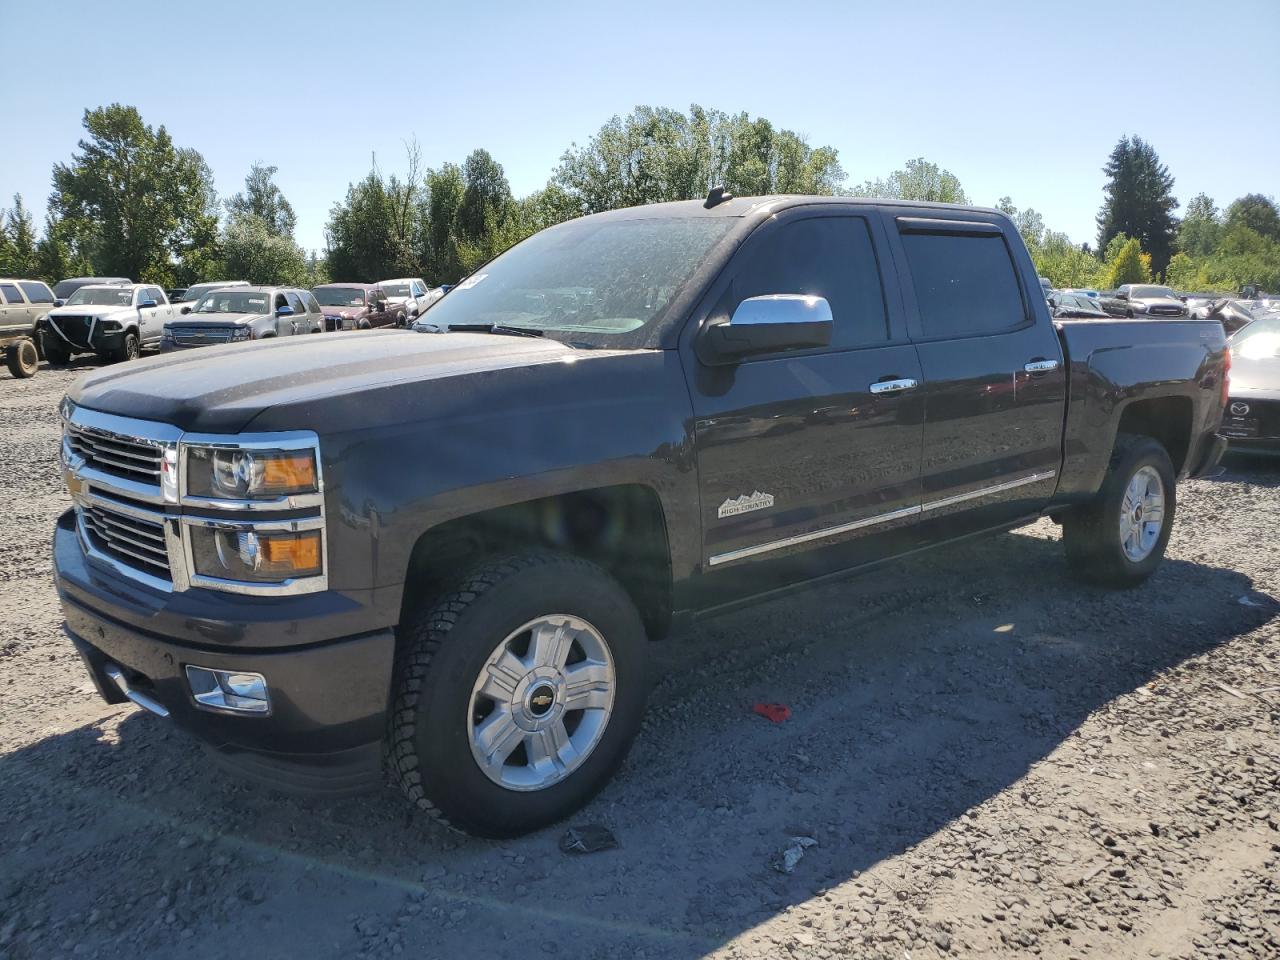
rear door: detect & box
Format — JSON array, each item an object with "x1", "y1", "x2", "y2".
[
  {"x1": 885, "y1": 212, "x2": 1066, "y2": 537},
  {"x1": 284, "y1": 292, "x2": 307, "y2": 335},
  {"x1": 683, "y1": 205, "x2": 925, "y2": 608}
]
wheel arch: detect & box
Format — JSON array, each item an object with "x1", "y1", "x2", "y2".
[
  {"x1": 398, "y1": 483, "x2": 674, "y2": 642},
  {"x1": 1115, "y1": 395, "x2": 1194, "y2": 476}
]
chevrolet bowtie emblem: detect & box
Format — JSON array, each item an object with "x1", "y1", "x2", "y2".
[{"x1": 531, "y1": 694, "x2": 553, "y2": 707}]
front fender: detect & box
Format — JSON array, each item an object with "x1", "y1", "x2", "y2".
[{"x1": 313, "y1": 349, "x2": 700, "y2": 605}]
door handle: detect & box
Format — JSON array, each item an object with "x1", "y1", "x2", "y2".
[
  {"x1": 869, "y1": 377, "x2": 919, "y2": 395},
  {"x1": 1024, "y1": 359, "x2": 1060, "y2": 373}
]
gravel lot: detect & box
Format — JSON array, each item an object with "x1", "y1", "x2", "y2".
[{"x1": 1, "y1": 360, "x2": 1277, "y2": 960}]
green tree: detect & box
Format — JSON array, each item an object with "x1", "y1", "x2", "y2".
[
  {"x1": 423, "y1": 163, "x2": 466, "y2": 282},
  {"x1": 1200, "y1": 224, "x2": 1280, "y2": 293},
  {"x1": 553, "y1": 104, "x2": 844, "y2": 214},
  {"x1": 1098, "y1": 235, "x2": 1152, "y2": 288},
  {"x1": 226, "y1": 163, "x2": 297, "y2": 238},
  {"x1": 1224, "y1": 194, "x2": 1280, "y2": 243},
  {"x1": 0, "y1": 195, "x2": 39, "y2": 277},
  {"x1": 1033, "y1": 232, "x2": 1100, "y2": 288},
  {"x1": 324, "y1": 172, "x2": 399, "y2": 281},
  {"x1": 458, "y1": 149, "x2": 512, "y2": 244},
  {"x1": 221, "y1": 214, "x2": 309, "y2": 285},
  {"x1": 50, "y1": 104, "x2": 219, "y2": 284},
  {"x1": 852, "y1": 158, "x2": 968, "y2": 203},
  {"x1": 1096, "y1": 135, "x2": 1178, "y2": 276},
  {"x1": 996, "y1": 197, "x2": 1046, "y2": 249},
  {"x1": 1163, "y1": 252, "x2": 1201, "y2": 291},
  {"x1": 1177, "y1": 193, "x2": 1221, "y2": 259}
]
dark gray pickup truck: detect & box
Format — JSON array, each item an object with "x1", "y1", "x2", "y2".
[{"x1": 53, "y1": 195, "x2": 1228, "y2": 836}]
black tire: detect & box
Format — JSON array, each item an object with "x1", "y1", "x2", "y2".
[
  {"x1": 1062, "y1": 433, "x2": 1176, "y2": 588},
  {"x1": 6, "y1": 339, "x2": 39, "y2": 379},
  {"x1": 41, "y1": 333, "x2": 71, "y2": 367},
  {"x1": 110, "y1": 331, "x2": 140, "y2": 363},
  {"x1": 395, "y1": 312, "x2": 407, "y2": 328},
  {"x1": 388, "y1": 552, "x2": 648, "y2": 837}
]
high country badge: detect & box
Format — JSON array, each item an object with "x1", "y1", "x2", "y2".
[{"x1": 718, "y1": 491, "x2": 775, "y2": 519}]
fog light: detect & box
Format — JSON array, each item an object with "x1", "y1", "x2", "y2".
[{"x1": 185, "y1": 666, "x2": 271, "y2": 714}]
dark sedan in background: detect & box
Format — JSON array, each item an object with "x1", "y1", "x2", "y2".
[{"x1": 1220, "y1": 311, "x2": 1280, "y2": 452}]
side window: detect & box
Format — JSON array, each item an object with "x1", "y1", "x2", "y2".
[
  {"x1": 728, "y1": 216, "x2": 888, "y2": 349},
  {"x1": 0, "y1": 283, "x2": 23, "y2": 305},
  {"x1": 146, "y1": 286, "x2": 164, "y2": 304},
  {"x1": 19, "y1": 281, "x2": 53, "y2": 303},
  {"x1": 285, "y1": 292, "x2": 306, "y2": 314},
  {"x1": 899, "y1": 230, "x2": 1027, "y2": 339},
  {"x1": 302, "y1": 292, "x2": 321, "y2": 314},
  {"x1": 274, "y1": 292, "x2": 289, "y2": 311}
]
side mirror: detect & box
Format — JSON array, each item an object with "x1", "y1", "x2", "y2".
[
  {"x1": 53, "y1": 298, "x2": 65, "y2": 307},
  {"x1": 276, "y1": 305, "x2": 295, "y2": 317},
  {"x1": 1114, "y1": 291, "x2": 1129, "y2": 300},
  {"x1": 697, "y1": 295, "x2": 833, "y2": 365},
  {"x1": 180, "y1": 305, "x2": 192, "y2": 315},
  {"x1": 139, "y1": 299, "x2": 158, "y2": 309}
]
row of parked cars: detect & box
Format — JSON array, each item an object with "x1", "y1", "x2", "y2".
[
  {"x1": 1036, "y1": 279, "x2": 1280, "y2": 454},
  {"x1": 0, "y1": 275, "x2": 447, "y2": 376}
]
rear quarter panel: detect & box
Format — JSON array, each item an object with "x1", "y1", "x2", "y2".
[{"x1": 1055, "y1": 318, "x2": 1226, "y2": 500}]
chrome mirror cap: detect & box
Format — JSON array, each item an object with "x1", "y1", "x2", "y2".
[{"x1": 730, "y1": 294, "x2": 833, "y2": 327}]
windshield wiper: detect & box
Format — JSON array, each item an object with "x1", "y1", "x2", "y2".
[{"x1": 447, "y1": 323, "x2": 545, "y2": 339}]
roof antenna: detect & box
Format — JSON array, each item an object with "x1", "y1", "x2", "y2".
[{"x1": 704, "y1": 186, "x2": 733, "y2": 208}]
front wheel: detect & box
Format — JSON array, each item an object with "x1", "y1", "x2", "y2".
[
  {"x1": 5, "y1": 339, "x2": 39, "y2": 379},
  {"x1": 41, "y1": 333, "x2": 71, "y2": 367},
  {"x1": 388, "y1": 553, "x2": 648, "y2": 837},
  {"x1": 1062, "y1": 433, "x2": 1176, "y2": 588},
  {"x1": 110, "y1": 331, "x2": 140, "y2": 363}
]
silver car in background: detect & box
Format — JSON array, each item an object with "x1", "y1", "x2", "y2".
[{"x1": 162, "y1": 286, "x2": 324, "y2": 350}]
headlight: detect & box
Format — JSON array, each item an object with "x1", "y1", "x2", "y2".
[
  {"x1": 190, "y1": 527, "x2": 323, "y2": 583},
  {"x1": 185, "y1": 446, "x2": 318, "y2": 500},
  {"x1": 100, "y1": 320, "x2": 121, "y2": 332}
]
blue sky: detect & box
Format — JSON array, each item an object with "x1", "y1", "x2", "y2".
[{"x1": 2, "y1": 0, "x2": 1277, "y2": 256}]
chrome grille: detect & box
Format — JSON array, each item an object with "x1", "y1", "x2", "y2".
[
  {"x1": 81, "y1": 502, "x2": 171, "y2": 580},
  {"x1": 1148, "y1": 305, "x2": 1185, "y2": 317},
  {"x1": 169, "y1": 326, "x2": 235, "y2": 347},
  {"x1": 67, "y1": 423, "x2": 164, "y2": 484}
]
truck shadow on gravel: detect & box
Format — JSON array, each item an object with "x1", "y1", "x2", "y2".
[{"x1": 3, "y1": 527, "x2": 1276, "y2": 958}]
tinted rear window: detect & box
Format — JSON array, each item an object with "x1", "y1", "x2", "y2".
[
  {"x1": 19, "y1": 281, "x2": 53, "y2": 303},
  {"x1": 901, "y1": 232, "x2": 1027, "y2": 339}
]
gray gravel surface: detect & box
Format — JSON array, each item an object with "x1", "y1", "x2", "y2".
[{"x1": 1, "y1": 362, "x2": 1278, "y2": 959}]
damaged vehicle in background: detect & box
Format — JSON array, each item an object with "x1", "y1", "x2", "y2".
[
  {"x1": 1219, "y1": 309, "x2": 1280, "y2": 452},
  {"x1": 311, "y1": 283, "x2": 394, "y2": 331},
  {"x1": 161, "y1": 286, "x2": 324, "y2": 350},
  {"x1": 0, "y1": 278, "x2": 55, "y2": 378},
  {"x1": 378, "y1": 278, "x2": 440, "y2": 326},
  {"x1": 40, "y1": 283, "x2": 176, "y2": 363},
  {"x1": 1048, "y1": 292, "x2": 1111, "y2": 320},
  {"x1": 1193, "y1": 297, "x2": 1258, "y2": 334}
]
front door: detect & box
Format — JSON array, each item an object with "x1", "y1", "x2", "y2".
[
  {"x1": 884, "y1": 212, "x2": 1067, "y2": 537},
  {"x1": 683, "y1": 207, "x2": 925, "y2": 609}
]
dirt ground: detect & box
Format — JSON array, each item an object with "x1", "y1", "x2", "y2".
[{"x1": 1, "y1": 360, "x2": 1277, "y2": 960}]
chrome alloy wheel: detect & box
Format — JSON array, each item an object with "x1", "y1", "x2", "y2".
[
  {"x1": 467, "y1": 615, "x2": 615, "y2": 791},
  {"x1": 1119, "y1": 465, "x2": 1165, "y2": 562}
]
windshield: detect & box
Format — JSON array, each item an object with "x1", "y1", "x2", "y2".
[
  {"x1": 421, "y1": 216, "x2": 737, "y2": 348},
  {"x1": 66, "y1": 287, "x2": 133, "y2": 307},
  {"x1": 1131, "y1": 285, "x2": 1176, "y2": 299},
  {"x1": 314, "y1": 287, "x2": 367, "y2": 307},
  {"x1": 381, "y1": 283, "x2": 411, "y2": 298},
  {"x1": 1232, "y1": 317, "x2": 1280, "y2": 360},
  {"x1": 192, "y1": 291, "x2": 270, "y2": 314}
]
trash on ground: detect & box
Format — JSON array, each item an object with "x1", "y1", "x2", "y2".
[
  {"x1": 774, "y1": 836, "x2": 818, "y2": 874},
  {"x1": 1237, "y1": 594, "x2": 1265, "y2": 607},
  {"x1": 559, "y1": 824, "x2": 619, "y2": 855},
  {"x1": 752, "y1": 703, "x2": 791, "y2": 723}
]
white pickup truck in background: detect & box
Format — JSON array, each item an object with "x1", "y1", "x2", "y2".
[{"x1": 40, "y1": 283, "x2": 177, "y2": 364}]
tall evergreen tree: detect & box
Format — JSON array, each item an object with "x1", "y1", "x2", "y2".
[
  {"x1": 226, "y1": 163, "x2": 297, "y2": 238},
  {"x1": 1177, "y1": 193, "x2": 1222, "y2": 259},
  {"x1": 1096, "y1": 136, "x2": 1178, "y2": 276}
]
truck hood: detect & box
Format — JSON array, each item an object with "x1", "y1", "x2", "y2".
[
  {"x1": 48, "y1": 303, "x2": 133, "y2": 319},
  {"x1": 1134, "y1": 296, "x2": 1186, "y2": 312},
  {"x1": 1229, "y1": 354, "x2": 1280, "y2": 400},
  {"x1": 169, "y1": 312, "x2": 266, "y2": 327},
  {"x1": 67, "y1": 329, "x2": 580, "y2": 433}
]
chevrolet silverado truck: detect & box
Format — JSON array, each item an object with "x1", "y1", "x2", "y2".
[
  {"x1": 53, "y1": 195, "x2": 1228, "y2": 837},
  {"x1": 41, "y1": 283, "x2": 176, "y2": 363}
]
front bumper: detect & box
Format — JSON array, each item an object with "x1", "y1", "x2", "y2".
[
  {"x1": 54, "y1": 510, "x2": 396, "y2": 796},
  {"x1": 43, "y1": 318, "x2": 125, "y2": 355}
]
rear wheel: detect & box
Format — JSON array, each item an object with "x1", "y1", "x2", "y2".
[
  {"x1": 5, "y1": 339, "x2": 39, "y2": 378},
  {"x1": 1062, "y1": 433, "x2": 1176, "y2": 588},
  {"x1": 388, "y1": 552, "x2": 648, "y2": 837}
]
